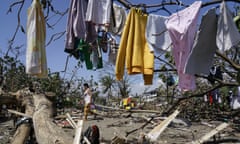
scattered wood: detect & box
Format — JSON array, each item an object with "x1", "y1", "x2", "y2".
[
  {"x1": 113, "y1": 127, "x2": 128, "y2": 140},
  {"x1": 66, "y1": 113, "x2": 77, "y2": 128},
  {"x1": 95, "y1": 104, "x2": 161, "y2": 114},
  {"x1": 73, "y1": 120, "x2": 83, "y2": 144},
  {"x1": 190, "y1": 122, "x2": 229, "y2": 144},
  {"x1": 126, "y1": 117, "x2": 154, "y2": 137},
  {"x1": 83, "y1": 136, "x2": 91, "y2": 144},
  {"x1": 111, "y1": 136, "x2": 125, "y2": 144},
  {"x1": 200, "y1": 121, "x2": 215, "y2": 128},
  {"x1": 66, "y1": 118, "x2": 76, "y2": 129},
  {"x1": 7, "y1": 109, "x2": 32, "y2": 118},
  {"x1": 203, "y1": 138, "x2": 240, "y2": 144},
  {"x1": 147, "y1": 109, "x2": 180, "y2": 141},
  {"x1": 142, "y1": 115, "x2": 158, "y2": 126},
  {"x1": 152, "y1": 116, "x2": 190, "y2": 127}
]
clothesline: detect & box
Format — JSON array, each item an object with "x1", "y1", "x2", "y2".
[
  {"x1": 117, "y1": 0, "x2": 240, "y2": 9},
  {"x1": 114, "y1": 0, "x2": 240, "y2": 91}
]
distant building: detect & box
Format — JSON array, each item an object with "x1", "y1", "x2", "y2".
[{"x1": 142, "y1": 89, "x2": 158, "y2": 102}]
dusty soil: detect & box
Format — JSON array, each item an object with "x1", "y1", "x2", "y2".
[{"x1": 1, "y1": 111, "x2": 240, "y2": 144}]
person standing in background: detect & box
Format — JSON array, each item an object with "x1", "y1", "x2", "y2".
[{"x1": 83, "y1": 83, "x2": 92, "y2": 120}]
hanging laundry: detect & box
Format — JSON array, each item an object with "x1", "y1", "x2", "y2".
[
  {"x1": 85, "y1": 0, "x2": 112, "y2": 26},
  {"x1": 238, "y1": 86, "x2": 240, "y2": 96},
  {"x1": 26, "y1": 0, "x2": 48, "y2": 78},
  {"x1": 184, "y1": 8, "x2": 218, "y2": 75},
  {"x1": 232, "y1": 97, "x2": 240, "y2": 109},
  {"x1": 207, "y1": 66, "x2": 223, "y2": 84},
  {"x1": 145, "y1": 14, "x2": 172, "y2": 55},
  {"x1": 207, "y1": 91, "x2": 214, "y2": 105},
  {"x1": 98, "y1": 31, "x2": 108, "y2": 53},
  {"x1": 227, "y1": 90, "x2": 234, "y2": 108},
  {"x1": 65, "y1": 0, "x2": 88, "y2": 53},
  {"x1": 91, "y1": 40, "x2": 103, "y2": 70},
  {"x1": 77, "y1": 39, "x2": 93, "y2": 69},
  {"x1": 77, "y1": 39, "x2": 103, "y2": 70},
  {"x1": 108, "y1": 37, "x2": 118, "y2": 65},
  {"x1": 109, "y1": 3, "x2": 127, "y2": 35},
  {"x1": 212, "y1": 89, "x2": 220, "y2": 103},
  {"x1": 85, "y1": 22, "x2": 98, "y2": 43},
  {"x1": 233, "y1": 87, "x2": 240, "y2": 109},
  {"x1": 203, "y1": 94, "x2": 208, "y2": 102},
  {"x1": 165, "y1": 1, "x2": 202, "y2": 91},
  {"x1": 216, "y1": 1, "x2": 240, "y2": 52},
  {"x1": 115, "y1": 8, "x2": 154, "y2": 85}
]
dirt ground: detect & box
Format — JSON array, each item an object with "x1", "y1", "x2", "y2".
[{"x1": 1, "y1": 110, "x2": 240, "y2": 144}]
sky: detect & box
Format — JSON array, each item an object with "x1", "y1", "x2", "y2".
[{"x1": 0, "y1": 0, "x2": 239, "y2": 94}]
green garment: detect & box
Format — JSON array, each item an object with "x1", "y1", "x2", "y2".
[{"x1": 77, "y1": 39, "x2": 103, "y2": 70}]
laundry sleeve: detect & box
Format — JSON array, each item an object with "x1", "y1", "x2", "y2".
[{"x1": 115, "y1": 8, "x2": 133, "y2": 80}]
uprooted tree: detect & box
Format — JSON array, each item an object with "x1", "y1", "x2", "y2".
[{"x1": 1, "y1": 0, "x2": 240, "y2": 143}]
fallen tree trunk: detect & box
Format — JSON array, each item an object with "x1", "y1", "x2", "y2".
[
  {"x1": 8, "y1": 88, "x2": 34, "y2": 144},
  {"x1": 11, "y1": 96, "x2": 34, "y2": 144},
  {"x1": 6, "y1": 88, "x2": 74, "y2": 144},
  {"x1": 32, "y1": 94, "x2": 73, "y2": 144}
]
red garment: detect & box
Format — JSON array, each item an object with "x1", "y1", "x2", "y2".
[{"x1": 208, "y1": 92, "x2": 213, "y2": 105}]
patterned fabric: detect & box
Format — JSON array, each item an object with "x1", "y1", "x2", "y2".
[{"x1": 26, "y1": 0, "x2": 48, "y2": 78}]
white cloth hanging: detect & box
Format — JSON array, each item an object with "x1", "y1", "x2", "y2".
[
  {"x1": 109, "y1": 3, "x2": 127, "y2": 35},
  {"x1": 216, "y1": 1, "x2": 240, "y2": 51},
  {"x1": 26, "y1": 0, "x2": 48, "y2": 78},
  {"x1": 85, "y1": 0, "x2": 112, "y2": 26},
  {"x1": 145, "y1": 14, "x2": 172, "y2": 54}
]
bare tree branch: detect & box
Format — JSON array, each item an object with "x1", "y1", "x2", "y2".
[
  {"x1": 117, "y1": 0, "x2": 240, "y2": 9},
  {"x1": 216, "y1": 50, "x2": 240, "y2": 70},
  {"x1": 6, "y1": 0, "x2": 24, "y2": 14},
  {"x1": 155, "y1": 55, "x2": 176, "y2": 70},
  {"x1": 46, "y1": 31, "x2": 66, "y2": 46},
  {"x1": 166, "y1": 80, "x2": 239, "y2": 114},
  {"x1": 45, "y1": 8, "x2": 68, "y2": 29},
  {"x1": 6, "y1": 0, "x2": 25, "y2": 57}
]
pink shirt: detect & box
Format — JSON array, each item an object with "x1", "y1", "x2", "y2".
[{"x1": 165, "y1": 1, "x2": 202, "y2": 91}]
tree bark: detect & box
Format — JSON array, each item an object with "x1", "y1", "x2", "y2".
[
  {"x1": 11, "y1": 96, "x2": 34, "y2": 144},
  {"x1": 32, "y1": 94, "x2": 73, "y2": 144}
]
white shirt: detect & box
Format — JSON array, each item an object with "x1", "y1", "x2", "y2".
[{"x1": 84, "y1": 88, "x2": 91, "y2": 105}]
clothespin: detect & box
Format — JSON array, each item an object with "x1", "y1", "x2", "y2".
[{"x1": 140, "y1": 3, "x2": 147, "y2": 14}]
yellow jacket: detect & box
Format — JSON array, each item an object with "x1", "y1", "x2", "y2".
[{"x1": 115, "y1": 8, "x2": 154, "y2": 85}]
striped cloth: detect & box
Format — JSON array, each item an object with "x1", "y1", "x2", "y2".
[{"x1": 26, "y1": 0, "x2": 48, "y2": 78}]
